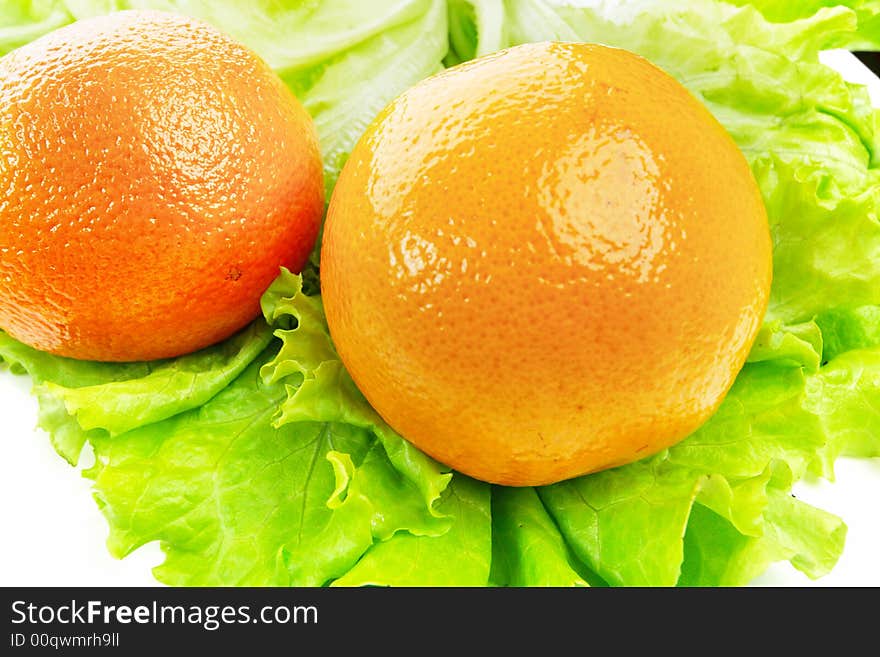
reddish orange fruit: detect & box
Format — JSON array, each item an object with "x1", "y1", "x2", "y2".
[
  {"x1": 0, "y1": 10, "x2": 324, "y2": 361},
  {"x1": 321, "y1": 42, "x2": 772, "y2": 486}
]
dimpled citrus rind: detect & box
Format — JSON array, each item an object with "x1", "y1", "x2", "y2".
[
  {"x1": 0, "y1": 10, "x2": 324, "y2": 361},
  {"x1": 322, "y1": 41, "x2": 772, "y2": 486}
]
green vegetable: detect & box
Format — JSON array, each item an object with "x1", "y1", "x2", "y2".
[
  {"x1": 1, "y1": 0, "x2": 878, "y2": 586},
  {"x1": 727, "y1": 0, "x2": 880, "y2": 49},
  {"x1": 1, "y1": 272, "x2": 452, "y2": 586}
]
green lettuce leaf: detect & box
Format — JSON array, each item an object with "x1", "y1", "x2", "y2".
[
  {"x1": 44, "y1": 322, "x2": 273, "y2": 461},
  {"x1": 2, "y1": 0, "x2": 880, "y2": 587},
  {"x1": 490, "y1": 486, "x2": 589, "y2": 587},
  {"x1": 332, "y1": 476, "x2": 492, "y2": 586},
  {"x1": 0, "y1": 1, "x2": 72, "y2": 54},
  {"x1": 728, "y1": 0, "x2": 880, "y2": 49},
  {"x1": 539, "y1": 459, "x2": 702, "y2": 587},
  {"x1": 679, "y1": 488, "x2": 848, "y2": 587},
  {"x1": 808, "y1": 348, "x2": 880, "y2": 464},
  {"x1": 1, "y1": 271, "x2": 452, "y2": 586},
  {"x1": 259, "y1": 269, "x2": 452, "y2": 514}
]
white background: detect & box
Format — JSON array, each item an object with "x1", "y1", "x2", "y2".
[{"x1": 0, "y1": 51, "x2": 878, "y2": 588}]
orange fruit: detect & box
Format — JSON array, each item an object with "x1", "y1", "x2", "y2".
[
  {"x1": 0, "y1": 10, "x2": 323, "y2": 362},
  {"x1": 321, "y1": 42, "x2": 772, "y2": 486}
]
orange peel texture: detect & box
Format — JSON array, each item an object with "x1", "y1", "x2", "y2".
[
  {"x1": 0, "y1": 10, "x2": 324, "y2": 361},
  {"x1": 322, "y1": 41, "x2": 773, "y2": 486}
]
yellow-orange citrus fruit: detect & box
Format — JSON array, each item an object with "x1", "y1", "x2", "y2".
[
  {"x1": 321, "y1": 42, "x2": 772, "y2": 486},
  {"x1": 0, "y1": 10, "x2": 323, "y2": 362}
]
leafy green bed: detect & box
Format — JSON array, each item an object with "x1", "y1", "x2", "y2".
[{"x1": 1, "y1": 0, "x2": 879, "y2": 586}]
